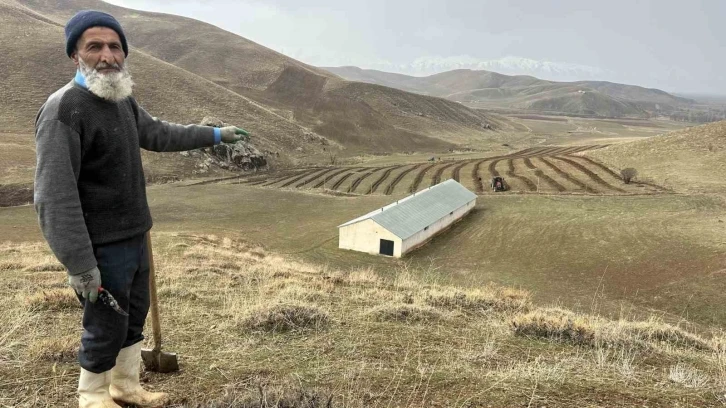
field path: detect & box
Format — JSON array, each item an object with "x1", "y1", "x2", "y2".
[
  {"x1": 409, "y1": 163, "x2": 437, "y2": 193},
  {"x1": 431, "y1": 162, "x2": 458, "y2": 186},
  {"x1": 278, "y1": 168, "x2": 325, "y2": 188},
  {"x1": 368, "y1": 165, "x2": 406, "y2": 194},
  {"x1": 312, "y1": 168, "x2": 355, "y2": 189},
  {"x1": 295, "y1": 167, "x2": 339, "y2": 188},
  {"x1": 471, "y1": 159, "x2": 492, "y2": 193},
  {"x1": 330, "y1": 170, "x2": 357, "y2": 191},
  {"x1": 385, "y1": 164, "x2": 423, "y2": 195},
  {"x1": 349, "y1": 167, "x2": 386, "y2": 193},
  {"x1": 452, "y1": 161, "x2": 472, "y2": 182},
  {"x1": 488, "y1": 159, "x2": 502, "y2": 177}
]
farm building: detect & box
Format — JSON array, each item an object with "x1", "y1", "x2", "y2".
[{"x1": 338, "y1": 179, "x2": 477, "y2": 257}]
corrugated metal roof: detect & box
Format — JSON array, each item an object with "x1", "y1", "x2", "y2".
[{"x1": 338, "y1": 179, "x2": 477, "y2": 240}]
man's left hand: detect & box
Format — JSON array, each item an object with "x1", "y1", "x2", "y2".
[{"x1": 220, "y1": 126, "x2": 250, "y2": 143}]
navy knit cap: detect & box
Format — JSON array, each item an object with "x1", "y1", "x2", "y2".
[{"x1": 65, "y1": 10, "x2": 128, "y2": 58}]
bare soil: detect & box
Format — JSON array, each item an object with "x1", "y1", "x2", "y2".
[{"x1": 225, "y1": 146, "x2": 662, "y2": 198}]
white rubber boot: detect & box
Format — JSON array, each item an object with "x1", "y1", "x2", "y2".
[
  {"x1": 78, "y1": 368, "x2": 122, "y2": 408},
  {"x1": 109, "y1": 342, "x2": 169, "y2": 407}
]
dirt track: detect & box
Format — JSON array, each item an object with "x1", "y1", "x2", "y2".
[
  {"x1": 410, "y1": 163, "x2": 437, "y2": 192},
  {"x1": 215, "y1": 145, "x2": 660, "y2": 196},
  {"x1": 368, "y1": 165, "x2": 406, "y2": 194},
  {"x1": 553, "y1": 156, "x2": 626, "y2": 193},
  {"x1": 538, "y1": 157, "x2": 599, "y2": 193},
  {"x1": 506, "y1": 159, "x2": 537, "y2": 191},
  {"x1": 431, "y1": 162, "x2": 458, "y2": 186},
  {"x1": 312, "y1": 168, "x2": 354, "y2": 189},
  {"x1": 452, "y1": 161, "x2": 470, "y2": 182},
  {"x1": 385, "y1": 164, "x2": 422, "y2": 195},
  {"x1": 348, "y1": 167, "x2": 384, "y2": 193}
]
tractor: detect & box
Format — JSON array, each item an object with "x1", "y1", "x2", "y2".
[{"x1": 491, "y1": 176, "x2": 507, "y2": 192}]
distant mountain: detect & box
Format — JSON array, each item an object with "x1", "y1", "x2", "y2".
[
  {"x1": 323, "y1": 66, "x2": 695, "y2": 118},
  {"x1": 405, "y1": 56, "x2": 610, "y2": 81}
]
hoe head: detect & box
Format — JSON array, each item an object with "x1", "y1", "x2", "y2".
[{"x1": 141, "y1": 346, "x2": 179, "y2": 373}]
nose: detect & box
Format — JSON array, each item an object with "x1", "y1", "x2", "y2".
[{"x1": 99, "y1": 45, "x2": 116, "y2": 65}]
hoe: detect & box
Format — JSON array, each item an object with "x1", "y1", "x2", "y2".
[{"x1": 141, "y1": 231, "x2": 179, "y2": 373}]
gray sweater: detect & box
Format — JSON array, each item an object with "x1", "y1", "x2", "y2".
[{"x1": 34, "y1": 81, "x2": 216, "y2": 275}]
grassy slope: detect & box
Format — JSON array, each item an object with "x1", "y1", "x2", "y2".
[
  {"x1": 1, "y1": 234, "x2": 725, "y2": 407},
  {"x1": 3, "y1": 184, "x2": 725, "y2": 327},
  {"x1": 19, "y1": 0, "x2": 501, "y2": 153},
  {"x1": 0, "y1": 0, "x2": 335, "y2": 181},
  {"x1": 587, "y1": 121, "x2": 726, "y2": 194}
]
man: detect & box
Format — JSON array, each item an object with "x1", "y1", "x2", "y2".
[{"x1": 34, "y1": 10, "x2": 249, "y2": 408}]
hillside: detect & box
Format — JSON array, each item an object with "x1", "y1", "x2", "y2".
[
  {"x1": 0, "y1": 0, "x2": 330, "y2": 173},
  {"x1": 587, "y1": 121, "x2": 726, "y2": 193},
  {"x1": 2, "y1": 232, "x2": 726, "y2": 406},
  {"x1": 324, "y1": 66, "x2": 694, "y2": 118},
  {"x1": 16, "y1": 0, "x2": 506, "y2": 154}
]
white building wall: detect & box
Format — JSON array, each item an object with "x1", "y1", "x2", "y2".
[
  {"x1": 401, "y1": 199, "x2": 476, "y2": 255},
  {"x1": 339, "y1": 219, "x2": 404, "y2": 257}
]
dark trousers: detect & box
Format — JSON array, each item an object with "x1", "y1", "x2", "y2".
[{"x1": 76, "y1": 233, "x2": 150, "y2": 373}]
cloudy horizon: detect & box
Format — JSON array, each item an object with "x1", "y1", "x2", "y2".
[{"x1": 103, "y1": 0, "x2": 725, "y2": 95}]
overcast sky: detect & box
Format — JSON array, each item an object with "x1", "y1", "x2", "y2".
[{"x1": 105, "y1": 0, "x2": 725, "y2": 94}]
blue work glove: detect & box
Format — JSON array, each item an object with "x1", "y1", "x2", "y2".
[
  {"x1": 69, "y1": 266, "x2": 101, "y2": 303},
  {"x1": 220, "y1": 126, "x2": 250, "y2": 143}
]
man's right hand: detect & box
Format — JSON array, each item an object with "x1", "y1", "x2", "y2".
[
  {"x1": 69, "y1": 266, "x2": 101, "y2": 303},
  {"x1": 220, "y1": 126, "x2": 250, "y2": 143}
]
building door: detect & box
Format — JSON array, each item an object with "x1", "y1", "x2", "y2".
[{"x1": 379, "y1": 239, "x2": 394, "y2": 256}]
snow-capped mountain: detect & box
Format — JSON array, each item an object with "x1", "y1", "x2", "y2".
[{"x1": 364, "y1": 56, "x2": 611, "y2": 82}]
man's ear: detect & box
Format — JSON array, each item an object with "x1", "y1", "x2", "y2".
[{"x1": 71, "y1": 51, "x2": 80, "y2": 68}]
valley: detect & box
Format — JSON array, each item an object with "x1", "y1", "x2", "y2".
[{"x1": 1, "y1": 0, "x2": 725, "y2": 406}]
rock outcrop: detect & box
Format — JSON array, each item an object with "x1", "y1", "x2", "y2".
[{"x1": 185, "y1": 117, "x2": 267, "y2": 171}]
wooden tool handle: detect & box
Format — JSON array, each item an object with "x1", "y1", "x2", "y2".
[{"x1": 146, "y1": 231, "x2": 162, "y2": 352}]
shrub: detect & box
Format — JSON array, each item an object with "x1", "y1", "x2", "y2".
[
  {"x1": 621, "y1": 168, "x2": 638, "y2": 184},
  {"x1": 242, "y1": 303, "x2": 329, "y2": 333},
  {"x1": 366, "y1": 304, "x2": 445, "y2": 323},
  {"x1": 510, "y1": 308, "x2": 595, "y2": 345},
  {"x1": 425, "y1": 286, "x2": 530, "y2": 314}
]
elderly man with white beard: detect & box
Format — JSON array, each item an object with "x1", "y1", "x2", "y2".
[{"x1": 34, "y1": 10, "x2": 250, "y2": 408}]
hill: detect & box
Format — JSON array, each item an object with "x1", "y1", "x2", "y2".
[
  {"x1": 587, "y1": 120, "x2": 726, "y2": 194},
  {"x1": 15, "y1": 0, "x2": 507, "y2": 155},
  {"x1": 0, "y1": 0, "x2": 331, "y2": 175},
  {"x1": 324, "y1": 66, "x2": 694, "y2": 118}
]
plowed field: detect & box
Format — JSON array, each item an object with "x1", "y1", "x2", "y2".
[{"x1": 198, "y1": 145, "x2": 665, "y2": 196}]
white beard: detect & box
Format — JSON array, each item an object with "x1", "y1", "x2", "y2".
[{"x1": 78, "y1": 59, "x2": 134, "y2": 102}]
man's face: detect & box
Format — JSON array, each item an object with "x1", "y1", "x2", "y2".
[
  {"x1": 71, "y1": 26, "x2": 125, "y2": 73},
  {"x1": 70, "y1": 26, "x2": 134, "y2": 101}
]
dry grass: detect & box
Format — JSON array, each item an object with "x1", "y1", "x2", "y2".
[
  {"x1": 28, "y1": 336, "x2": 78, "y2": 363},
  {"x1": 423, "y1": 285, "x2": 530, "y2": 314},
  {"x1": 242, "y1": 303, "x2": 330, "y2": 333},
  {"x1": 588, "y1": 120, "x2": 726, "y2": 194},
  {"x1": 24, "y1": 289, "x2": 80, "y2": 311},
  {"x1": 365, "y1": 304, "x2": 447, "y2": 323},
  {"x1": 668, "y1": 363, "x2": 711, "y2": 388},
  {"x1": 1, "y1": 234, "x2": 724, "y2": 406},
  {"x1": 511, "y1": 307, "x2": 715, "y2": 351}
]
